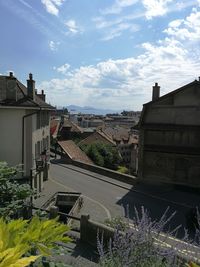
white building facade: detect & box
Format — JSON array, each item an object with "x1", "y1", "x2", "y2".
[{"x1": 0, "y1": 72, "x2": 54, "y2": 192}]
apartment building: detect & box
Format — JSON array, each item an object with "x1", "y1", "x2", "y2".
[{"x1": 0, "y1": 72, "x2": 55, "y2": 192}]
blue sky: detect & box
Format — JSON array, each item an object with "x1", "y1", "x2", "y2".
[{"x1": 1, "y1": 0, "x2": 200, "y2": 110}]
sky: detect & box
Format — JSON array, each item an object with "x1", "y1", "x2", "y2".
[{"x1": 1, "y1": 0, "x2": 200, "y2": 111}]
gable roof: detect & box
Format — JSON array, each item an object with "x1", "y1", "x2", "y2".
[
  {"x1": 50, "y1": 119, "x2": 60, "y2": 138},
  {"x1": 0, "y1": 75, "x2": 55, "y2": 110},
  {"x1": 58, "y1": 140, "x2": 93, "y2": 164},
  {"x1": 138, "y1": 79, "x2": 200, "y2": 128},
  {"x1": 144, "y1": 80, "x2": 200, "y2": 107},
  {"x1": 78, "y1": 130, "x2": 116, "y2": 146},
  {"x1": 62, "y1": 119, "x2": 83, "y2": 133}
]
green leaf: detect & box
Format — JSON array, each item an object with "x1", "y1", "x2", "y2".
[{"x1": 37, "y1": 243, "x2": 51, "y2": 256}]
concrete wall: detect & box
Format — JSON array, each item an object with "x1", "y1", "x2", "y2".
[
  {"x1": 144, "y1": 106, "x2": 200, "y2": 126},
  {"x1": 142, "y1": 151, "x2": 200, "y2": 186},
  {"x1": 138, "y1": 83, "x2": 200, "y2": 187},
  {"x1": 71, "y1": 159, "x2": 138, "y2": 185},
  {"x1": 144, "y1": 129, "x2": 200, "y2": 148},
  {"x1": 0, "y1": 108, "x2": 25, "y2": 166},
  {"x1": 80, "y1": 215, "x2": 116, "y2": 247}
]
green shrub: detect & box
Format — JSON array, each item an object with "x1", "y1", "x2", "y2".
[
  {"x1": 0, "y1": 161, "x2": 33, "y2": 219},
  {"x1": 117, "y1": 166, "x2": 129, "y2": 174},
  {"x1": 0, "y1": 216, "x2": 72, "y2": 267}
]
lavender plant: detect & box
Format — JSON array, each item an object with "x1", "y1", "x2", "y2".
[{"x1": 97, "y1": 206, "x2": 189, "y2": 267}]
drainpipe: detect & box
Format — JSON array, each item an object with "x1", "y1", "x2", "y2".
[{"x1": 22, "y1": 109, "x2": 41, "y2": 171}]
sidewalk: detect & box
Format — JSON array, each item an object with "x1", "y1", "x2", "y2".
[{"x1": 34, "y1": 177, "x2": 109, "y2": 223}]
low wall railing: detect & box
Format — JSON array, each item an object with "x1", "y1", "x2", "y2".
[{"x1": 30, "y1": 206, "x2": 200, "y2": 264}]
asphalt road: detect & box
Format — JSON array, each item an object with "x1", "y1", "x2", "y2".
[
  {"x1": 50, "y1": 161, "x2": 132, "y2": 219},
  {"x1": 50, "y1": 160, "x2": 200, "y2": 237}
]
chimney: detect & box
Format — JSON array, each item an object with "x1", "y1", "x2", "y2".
[
  {"x1": 152, "y1": 82, "x2": 160, "y2": 101},
  {"x1": 37, "y1": 89, "x2": 46, "y2": 102},
  {"x1": 27, "y1": 73, "x2": 35, "y2": 100},
  {"x1": 41, "y1": 90, "x2": 46, "y2": 102},
  {"x1": 9, "y1": 72, "x2": 14, "y2": 78},
  {"x1": 6, "y1": 72, "x2": 16, "y2": 100}
]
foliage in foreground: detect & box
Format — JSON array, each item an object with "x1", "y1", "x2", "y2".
[
  {"x1": 104, "y1": 216, "x2": 128, "y2": 232},
  {"x1": 98, "y1": 207, "x2": 200, "y2": 267},
  {"x1": 0, "y1": 216, "x2": 72, "y2": 267},
  {"x1": 0, "y1": 161, "x2": 33, "y2": 219}
]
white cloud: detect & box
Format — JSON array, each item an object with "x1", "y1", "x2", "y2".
[
  {"x1": 54, "y1": 63, "x2": 70, "y2": 74},
  {"x1": 93, "y1": 15, "x2": 141, "y2": 41},
  {"x1": 101, "y1": 22, "x2": 140, "y2": 41},
  {"x1": 40, "y1": 37, "x2": 200, "y2": 109},
  {"x1": 101, "y1": 0, "x2": 138, "y2": 15},
  {"x1": 142, "y1": 0, "x2": 173, "y2": 19},
  {"x1": 41, "y1": 0, "x2": 65, "y2": 16},
  {"x1": 65, "y1": 19, "x2": 83, "y2": 35},
  {"x1": 49, "y1": 40, "x2": 60, "y2": 51},
  {"x1": 164, "y1": 7, "x2": 200, "y2": 41},
  {"x1": 41, "y1": 3, "x2": 200, "y2": 109}
]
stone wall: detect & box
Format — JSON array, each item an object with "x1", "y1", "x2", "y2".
[{"x1": 72, "y1": 159, "x2": 138, "y2": 185}]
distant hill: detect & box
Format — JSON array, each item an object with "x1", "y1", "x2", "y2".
[{"x1": 66, "y1": 105, "x2": 122, "y2": 115}]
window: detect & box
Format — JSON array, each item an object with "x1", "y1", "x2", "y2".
[{"x1": 36, "y1": 141, "x2": 40, "y2": 159}]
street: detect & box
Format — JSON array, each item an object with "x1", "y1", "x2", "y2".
[{"x1": 50, "y1": 160, "x2": 200, "y2": 236}]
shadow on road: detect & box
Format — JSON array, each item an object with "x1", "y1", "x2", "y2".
[{"x1": 116, "y1": 183, "x2": 200, "y2": 238}]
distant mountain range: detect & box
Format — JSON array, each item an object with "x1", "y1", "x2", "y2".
[{"x1": 66, "y1": 105, "x2": 122, "y2": 115}]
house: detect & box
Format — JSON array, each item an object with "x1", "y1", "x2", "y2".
[
  {"x1": 117, "y1": 134, "x2": 138, "y2": 174},
  {"x1": 0, "y1": 72, "x2": 55, "y2": 192},
  {"x1": 104, "y1": 115, "x2": 137, "y2": 128},
  {"x1": 58, "y1": 116, "x2": 83, "y2": 140},
  {"x1": 104, "y1": 127, "x2": 138, "y2": 174},
  {"x1": 138, "y1": 80, "x2": 200, "y2": 187},
  {"x1": 78, "y1": 115, "x2": 104, "y2": 128},
  {"x1": 79, "y1": 128, "x2": 138, "y2": 173},
  {"x1": 58, "y1": 140, "x2": 93, "y2": 165},
  {"x1": 78, "y1": 130, "x2": 116, "y2": 147}
]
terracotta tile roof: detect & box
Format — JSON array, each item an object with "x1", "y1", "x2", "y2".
[
  {"x1": 78, "y1": 131, "x2": 116, "y2": 146},
  {"x1": 50, "y1": 119, "x2": 60, "y2": 138},
  {"x1": 62, "y1": 119, "x2": 83, "y2": 133},
  {"x1": 58, "y1": 140, "x2": 93, "y2": 164},
  {"x1": 100, "y1": 126, "x2": 139, "y2": 145}
]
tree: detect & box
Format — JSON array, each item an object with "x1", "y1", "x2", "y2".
[
  {"x1": 80, "y1": 142, "x2": 122, "y2": 170},
  {"x1": 0, "y1": 162, "x2": 33, "y2": 219}
]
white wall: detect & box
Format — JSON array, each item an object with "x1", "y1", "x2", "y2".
[
  {"x1": 0, "y1": 108, "x2": 25, "y2": 166},
  {"x1": 0, "y1": 108, "x2": 50, "y2": 192}
]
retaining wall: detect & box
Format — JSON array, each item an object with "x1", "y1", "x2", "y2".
[
  {"x1": 51, "y1": 148, "x2": 138, "y2": 185},
  {"x1": 72, "y1": 159, "x2": 138, "y2": 186}
]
